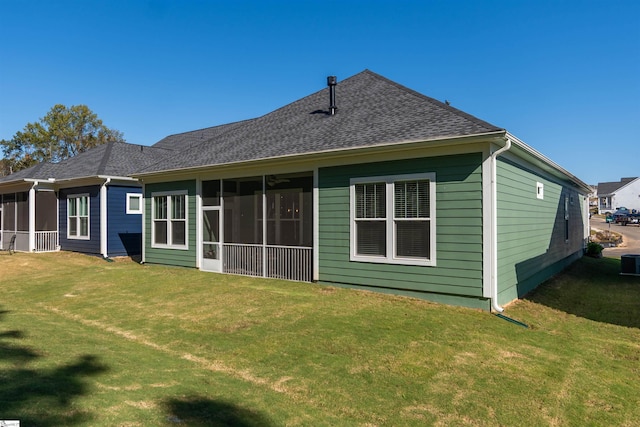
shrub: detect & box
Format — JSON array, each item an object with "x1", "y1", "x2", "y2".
[{"x1": 586, "y1": 241, "x2": 604, "y2": 257}]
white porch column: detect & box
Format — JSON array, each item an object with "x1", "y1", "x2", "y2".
[
  {"x1": 313, "y1": 168, "x2": 319, "y2": 281},
  {"x1": 262, "y1": 175, "x2": 267, "y2": 277},
  {"x1": 100, "y1": 178, "x2": 110, "y2": 258},
  {"x1": 29, "y1": 183, "x2": 37, "y2": 252},
  {"x1": 141, "y1": 182, "x2": 146, "y2": 263}
]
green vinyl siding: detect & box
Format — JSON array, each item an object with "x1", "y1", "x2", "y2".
[
  {"x1": 144, "y1": 180, "x2": 197, "y2": 268},
  {"x1": 318, "y1": 153, "x2": 486, "y2": 307},
  {"x1": 496, "y1": 159, "x2": 585, "y2": 304}
]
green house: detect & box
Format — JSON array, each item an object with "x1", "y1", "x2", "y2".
[{"x1": 132, "y1": 70, "x2": 591, "y2": 311}]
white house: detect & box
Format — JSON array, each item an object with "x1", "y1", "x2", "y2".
[{"x1": 597, "y1": 177, "x2": 640, "y2": 213}]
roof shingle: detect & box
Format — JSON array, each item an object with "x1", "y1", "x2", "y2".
[
  {"x1": 597, "y1": 177, "x2": 639, "y2": 195},
  {"x1": 139, "y1": 70, "x2": 503, "y2": 173},
  {"x1": 0, "y1": 142, "x2": 171, "y2": 183}
]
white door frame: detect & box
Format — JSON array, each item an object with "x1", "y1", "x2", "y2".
[{"x1": 201, "y1": 205, "x2": 222, "y2": 272}]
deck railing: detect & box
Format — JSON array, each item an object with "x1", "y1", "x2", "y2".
[
  {"x1": 222, "y1": 243, "x2": 312, "y2": 282},
  {"x1": 35, "y1": 231, "x2": 59, "y2": 252},
  {"x1": 266, "y1": 245, "x2": 312, "y2": 282},
  {"x1": 223, "y1": 244, "x2": 263, "y2": 277},
  {"x1": 1, "y1": 231, "x2": 59, "y2": 252}
]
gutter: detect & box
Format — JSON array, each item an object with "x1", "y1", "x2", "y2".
[
  {"x1": 505, "y1": 132, "x2": 592, "y2": 194},
  {"x1": 130, "y1": 131, "x2": 506, "y2": 180},
  {"x1": 53, "y1": 175, "x2": 138, "y2": 185},
  {"x1": 490, "y1": 136, "x2": 512, "y2": 313}
]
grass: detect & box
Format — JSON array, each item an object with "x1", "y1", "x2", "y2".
[{"x1": 0, "y1": 252, "x2": 639, "y2": 426}]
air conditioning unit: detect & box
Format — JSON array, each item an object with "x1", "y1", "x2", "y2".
[{"x1": 621, "y1": 254, "x2": 640, "y2": 275}]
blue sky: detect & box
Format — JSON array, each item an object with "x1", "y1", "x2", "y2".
[{"x1": 1, "y1": 0, "x2": 638, "y2": 185}]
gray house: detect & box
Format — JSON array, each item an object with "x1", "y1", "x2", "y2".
[
  {"x1": 0, "y1": 142, "x2": 169, "y2": 257},
  {"x1": 132, "y1": 70, "x2": 592, "y2": 311}
]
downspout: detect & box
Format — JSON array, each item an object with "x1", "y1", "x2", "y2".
[
  {"x1": 100, "y1": 178, "x2": 111, "y2": 258},
  {"x1": 490, "y1": 136, "x2": 512, "y2": 313}
]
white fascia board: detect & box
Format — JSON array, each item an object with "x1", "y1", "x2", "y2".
[
  {"x1": 614, "y1": 177, "x2": 640, "y2": 193},
  {"x1": 96, "y1": 175, "x2": 139, "y2": 182},
  {"x1": 53, "y1": 175, "x2": 138, "y2": 184},
  {"x1": 506, "y1": 132, "x2": 593, "y2": 194},
  {"x1": 132, "y1": 131, "x2": 507, "y2": 182},
  {"x1": 53, "y1": 176, "x2": 140, "y2": 189}
]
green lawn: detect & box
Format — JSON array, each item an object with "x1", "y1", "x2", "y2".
[{"x1": 0, "y1": 252, "x2": 639, "y2": 426}]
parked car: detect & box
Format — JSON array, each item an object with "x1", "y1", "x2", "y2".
[{"x1": 613, "y1": 207, "x2": 640, "y2": 225}]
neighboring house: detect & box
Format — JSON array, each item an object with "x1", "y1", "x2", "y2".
[
  {"x1": 596, "y1": 177, "x2": 640, "y2": 214},
  {"x1": 0, "y1": 142, "x2": 169, "y2": 257},
  {"x1": 132, "y1": 70, "x2": 592, "y2": 311}
]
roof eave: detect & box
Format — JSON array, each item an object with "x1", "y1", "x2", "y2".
[
  {"x1": 53, "y1": 175, "x2": 139, "y2": 184},
  {"x1": 613, "y1": 177, "x2": 640, "y2": 193},
  {"x1": 506, "y1": 132, "x2": 593, "y2": 194},
  {"x1": 132, "y1": 130, "x2": 507, "y2": 179},
  {"x1": 0, "y1": 178, "x2": 33, "y2": 192}
]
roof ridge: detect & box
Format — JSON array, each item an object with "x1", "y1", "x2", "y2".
[
  {"x1": 165, "y1": 118, "x2": 256, "y2": 160},
  {"x1": 134, "y1": 69, "x2": 509, "y2": 176},
  {"x1": 120, "y1": 140, "x2": 175, "y2": 154},
  {"x1": 360, "y1": 69, "x2": 503, "y2": 132},
  {"x1": 160, "y1": 119, "x2": 255, "y2": 140},
  {"x1": 97, "y1": 141, "x2": 114, "y2": 175},
  {"x1": 616, "y1": 177, "x2": 640, "y2": 191}
]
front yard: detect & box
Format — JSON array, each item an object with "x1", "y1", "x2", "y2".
[{"x1": 1, "y1": 252, "x2": 639, "y2": 426}]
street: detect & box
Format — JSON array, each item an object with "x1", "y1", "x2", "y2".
[{"x1": 590, "y1": 216, "x2": 640, "y2": 257}]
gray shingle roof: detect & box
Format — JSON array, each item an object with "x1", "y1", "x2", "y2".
[
  {"x1": 0, "y1": 142, "x2": 171, "y2": 183},
  {"x1": 597, "y1": 177, "x2": 639, "y2": 195},
  {"x1": 0, "y1": 161, "x2": 59, "y2": 182},
  {"x1": 139, "y1": 70, "x2": 503, "y2": 174},
  {"x1": 152, "y1": 120, "x2": 253, "y2": 151},
  {"x1": 2, "y1": 70, "x2": 505, "y2": 184}
]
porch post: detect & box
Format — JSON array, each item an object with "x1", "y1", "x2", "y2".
[
  {"x1": 29, "y1": 183, "x2": 36, "y2": 252},
  {"x1": 100, "y1": 178, "x2": 110, "y2": 258},
  {"x1": 313, "y1": 168, "x2": 319, "y2": 281},
  {"x1": 262, "y1": 175, "x2": 267, "y2": 277},
  {"x1": 141, "y1": 182, "x2": 146, "y2": 263}
]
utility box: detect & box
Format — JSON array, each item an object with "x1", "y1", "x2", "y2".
[{"x1": 620, "y1": 254, "x2": 640, "y2": 275}]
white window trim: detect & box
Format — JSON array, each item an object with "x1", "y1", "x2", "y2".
[
  {"x1": 536, "y1": 182, "x2": 544, "y2": 200},
  {"x1": 151, "y1": 190, "x2": 189, "y2": 250},
  {"x1": 564, "y1": 195, "x2": 570, "y2": 243},
  {"x1": 126, "y1": 193, "x2": 143, "y2": 214},
  {"x1": 67, "y1": 193, "x2": 90, "y2": 240},
  {"x1": 350, "y1": 172, "x2": 436, "y2": 266}
]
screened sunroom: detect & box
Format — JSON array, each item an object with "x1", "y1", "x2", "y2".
[
  {"x1": 0, "y1": 190, "x2": 58, "y2": 252},
  {"x1": 197, "y1": 172, "x2": 313, "y2": 281}
]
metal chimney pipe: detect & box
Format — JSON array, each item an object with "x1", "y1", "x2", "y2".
[{"x1": 327, "y1": 76, "x2": 337, "y2": 115}]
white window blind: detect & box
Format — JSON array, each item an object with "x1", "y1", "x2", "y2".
[
  {"x1": 354, "y1": 182, "x2": 386, "y2": 256},
  {"x1": 351, "y1": 173, "x2": 435, "y2": 266},
  {"x1": 152, "y1": 192, "x2": 187, "y2": 248}
]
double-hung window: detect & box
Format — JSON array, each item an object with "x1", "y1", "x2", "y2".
[
  {"x1": 68, "y1": 194, "x2": 90, "y2": 239},
  {"x1": 152, "y1": 191, "x2": 188, "y2": 249},
  {"x1": 350, "y1": 173, "x2": 435, "y2": 266}
]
